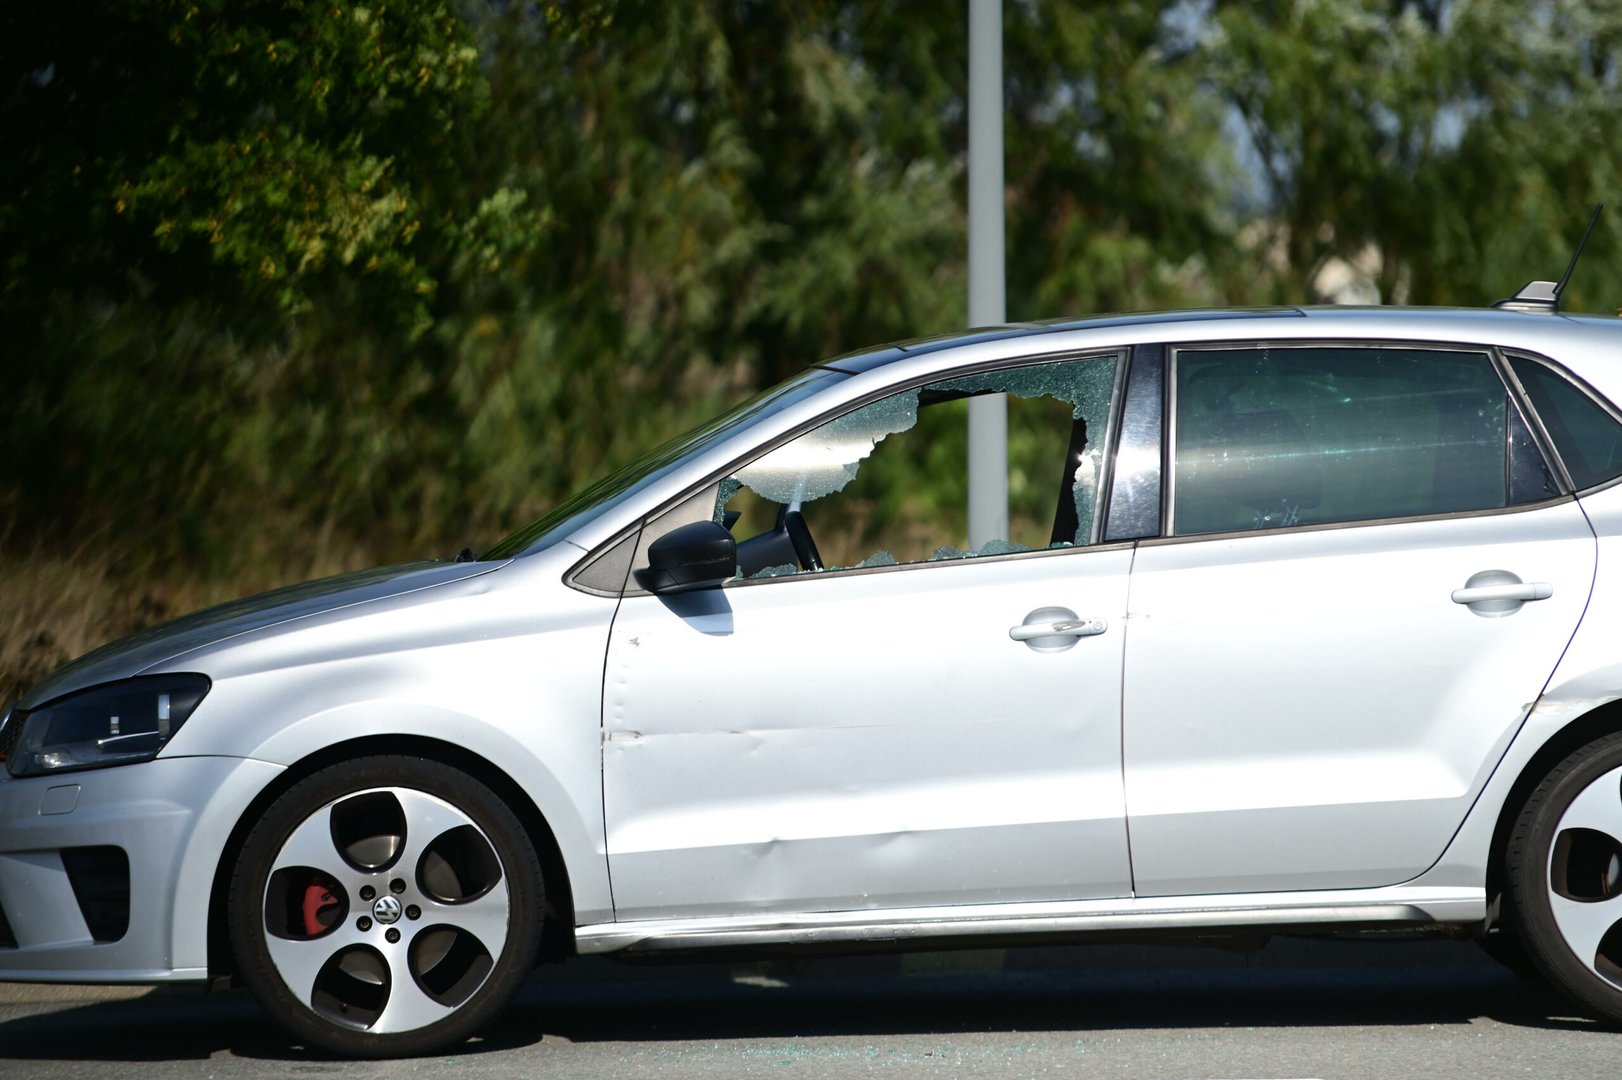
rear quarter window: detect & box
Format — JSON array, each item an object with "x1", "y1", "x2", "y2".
[{"x1": 1511, "y1": 356, "x2": 1622, "y2": 491}]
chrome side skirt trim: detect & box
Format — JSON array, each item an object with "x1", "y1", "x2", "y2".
[{"x1": 574, "y1": 887, "x2": 1485, "y2": 955}]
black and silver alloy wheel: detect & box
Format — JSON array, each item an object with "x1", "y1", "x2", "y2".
[
  {"x1": 1506, "y1": 732, "x2": 1622, "y2": 1024},
  {"x1": 229, "y1": 756, "x2": 543, "y2": 1057}
]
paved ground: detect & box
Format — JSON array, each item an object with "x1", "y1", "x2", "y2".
[{"x1": 0, "y1": 937, "x2": 1614, "y2": 1077}]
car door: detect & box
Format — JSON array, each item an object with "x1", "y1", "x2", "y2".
[
  {"x1": 600, "y1": 352, "x2": 1136, "y2": 920},
  {"x1": 1122, "y1": 341, "x2": 1597, "y2": 896}
]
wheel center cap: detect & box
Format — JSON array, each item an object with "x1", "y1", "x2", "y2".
[{"x1": 372, "y1": 895, "x2": 403, "y2": 925}]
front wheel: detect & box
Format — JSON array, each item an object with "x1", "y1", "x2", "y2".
[
  {"x1": 228, "y1": 756, "x2": 544, "y2": 1057},
  {"x1": 1505, "y1": 731, "x2": 1622, "y2": 1024}
]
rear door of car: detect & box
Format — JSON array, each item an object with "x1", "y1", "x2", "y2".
[{"x1": 1120, "y1": 340, "x2": 1597, "y2": 895}]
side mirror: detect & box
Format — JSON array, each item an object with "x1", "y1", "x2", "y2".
[{"x1": 634, "y1": 520, "x2": 737, "y2": 594}]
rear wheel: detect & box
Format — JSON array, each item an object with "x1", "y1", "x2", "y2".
[
  {"x1": 1505, "y1": 732, "x2": 1622, "y2": 1023},
  {"x1": 1475, "y1": 924, "x2": 1537, "y2": 979},
  {"x1": 228, "y1": 756, "x2": 543, "y2": 1057}
]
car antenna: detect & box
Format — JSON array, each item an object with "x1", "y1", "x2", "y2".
[{"x1": 1493, "y1": 203, "x2": 1604, "y2": 314}]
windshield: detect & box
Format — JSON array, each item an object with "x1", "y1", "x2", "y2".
[{"x1": 482, "y1": 368, "x2": 848, "y2": 559}]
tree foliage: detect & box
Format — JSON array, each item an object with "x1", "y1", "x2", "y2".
[
  {"x1": 4, "y1": 0, "x2": 1622, "y2": 600},
  {"x1": 0, "y1": 0, "x2": 509, "y2": 332},
  {"x1": 1208, "y1": 0, "x2": 1622, "y2": 307}
]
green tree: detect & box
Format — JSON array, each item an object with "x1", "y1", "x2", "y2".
[
  {"x1": 7, "y1": 0, "x2": 1622, "y2": 619},
  {"x1": 0, "y1": 1, "x2": 548, "y2": 568},
  {"x1": 1206, "y1": 0, "x2": 1622, "y2": 309},
  {"x1": 0, "y1": 0, "x2": 509, "y2": 332}
]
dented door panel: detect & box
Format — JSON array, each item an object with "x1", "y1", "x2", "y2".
[{"x1": 603, "y1": 548, "x2": 1134, "y2": 920}]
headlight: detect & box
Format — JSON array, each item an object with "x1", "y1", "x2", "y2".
[{"x1": 2, "y1": 674, "x2": 211, "y2": 778}]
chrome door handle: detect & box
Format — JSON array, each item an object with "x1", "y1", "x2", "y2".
[
  {"x1": 1009, "y1": 618, "x2": 1108, "y2": 641},
  {"x1": 1450, "y1": 583, "x2": 1552, "y2": 604}
]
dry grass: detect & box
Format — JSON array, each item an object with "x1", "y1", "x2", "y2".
[
  {"x1": 0, "y1": 536, "x2": 381, "y2": 703},
  {"x1": 0, "y1": 556, "x2": 212, "y2": 703}
]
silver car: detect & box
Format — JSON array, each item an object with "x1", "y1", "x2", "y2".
[{"x1": 7, "y1": 304, "x2": 1622, "y2": 1055}]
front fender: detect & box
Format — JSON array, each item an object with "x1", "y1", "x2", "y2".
[{"x1": 230, "y1": 698, "x2": 612, "y2": 924}]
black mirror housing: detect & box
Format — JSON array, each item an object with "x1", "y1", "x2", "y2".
[{"x1": 634, "y1": 520, "x2": 738, "y2": 594}]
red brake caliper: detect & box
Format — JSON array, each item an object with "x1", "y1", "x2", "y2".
[{"x1": 301, "y1": 883, "x2": 340, "y2": 935}]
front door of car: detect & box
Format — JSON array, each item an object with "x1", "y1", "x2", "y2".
[
  {"x1": 1121, "y1": 342, "x2": 1597, "y2": 895},
  {"x1": 601, "y1": 353, "x2": 1136, "y2": 920}
]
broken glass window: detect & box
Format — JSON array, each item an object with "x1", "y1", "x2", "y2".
[
  {"x1": 713, "y1": 353, "x2": 1120, "y2": 577},
  {"x1": 747, "y1": 563, "x2": 801, "y2": 580},
  {"x1": 731, "y1": 392, "x2": 920, "y2": 506},
  {"x1": 938, "y1": 358, "x2": 1118, "y2": 547},
  {"x1": 974, "y1": 538, "x2": 1033, "y2": 557},
  {"x1": 712, "y1": 477, "x2": 743, "y2": 525}
]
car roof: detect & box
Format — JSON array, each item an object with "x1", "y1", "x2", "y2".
[{"x1": 818, "y1": 305, "x2": 1622, "y2": 375}]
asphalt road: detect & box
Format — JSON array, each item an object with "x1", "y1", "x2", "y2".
[{"x1": 0, "y1": 938, "x2": 1615, "y2": 1078}]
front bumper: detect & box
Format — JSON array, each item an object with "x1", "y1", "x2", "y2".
[{"x1": 0, "y1": 755, "x2": 283, "y2": 982}]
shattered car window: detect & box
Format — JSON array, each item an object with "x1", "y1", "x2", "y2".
[
  {"x1": 715, "y1": 353, "x2": 1120, "y2": 577},
  {"x1": 733, "y1": 392, "x2": 920, "y2": 505},
  {"x1": 936, "y1": 358, "x2": 1119, "y2": 556},
  {"x1": 486, "y1": 368, "x2": 844, "y2": 558}
]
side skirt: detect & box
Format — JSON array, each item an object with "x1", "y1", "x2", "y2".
[{"x1": 574, "y1": 886, "x2": 1486, "y2": 955}]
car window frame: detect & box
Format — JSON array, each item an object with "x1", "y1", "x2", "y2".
[
  {"x1": 568, "y1": 347, "x2": 1134, "y2": 597},
  {"x1": 1157, "y1": 338, "x2": 1574, "y2": 544},
  {"x1": 1501, "y1": 348, "x2": 1622, "y2": 497}
]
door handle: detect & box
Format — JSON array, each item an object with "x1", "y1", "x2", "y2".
[
  {"x1": 1451, "y1": 570, "x2": 1552, "y2": 617},
  {"x1": 1450, "y1": 582, "x2": 1552, "y2": 605},
  {"x1": 1009, "y1": 618, "x2": 1107, "y2": 641}
]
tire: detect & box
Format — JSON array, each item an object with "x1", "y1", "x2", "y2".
[
  {"x1": 228, "y1": 756, "x2": 544, "y2": 1057},
  {"x1": 1475, "y1": 925, "x2": 1538, "y2": 979},
  {"x1": 1504, "y1": 731, "x2": 1622, "y2": 1024}
]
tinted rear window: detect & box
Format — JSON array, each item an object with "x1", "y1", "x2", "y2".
[
  {"x1": 1173, "y1": 345, "x2": 1513, "y2": 535},
  {"x1": 1511, "y1": 356, "x2": 1622, "y2": 491}
]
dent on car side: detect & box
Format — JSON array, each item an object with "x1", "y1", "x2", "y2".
[{"x1": 11, "y1": 305, "x2": 1622, "y2": 1052}]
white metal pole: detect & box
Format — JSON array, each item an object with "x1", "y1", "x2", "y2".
[{"x1": 967, "y1": 0, "x2": 1007, "y2": 549}]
